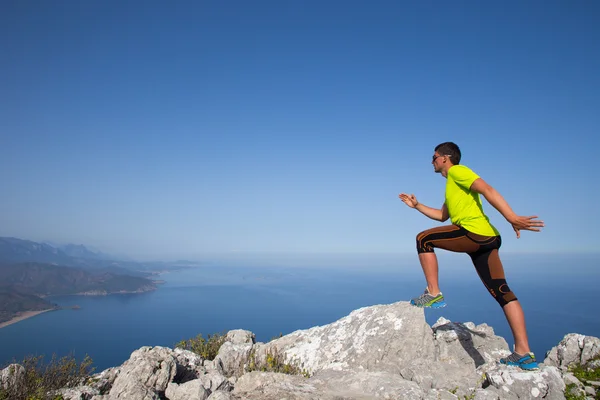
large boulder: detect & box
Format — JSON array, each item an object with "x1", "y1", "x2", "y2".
[
  {"x1": 253, "y1": 302, "x2": 435, "y2": 375},
  {"x1": 215, "y1": 329, "x2": 255, "y2": 377},
  {"x1": 0, "y1": 364, "x2": 25, "y2": 396},
  {"x1": 544, "y1": 333, "x2": 600, "y2": 371},
  {"x1": 483, "y1": 363, "x2": 565, "y2": 399},
  {"x1": 165, "y1": 379, "x2": 210, "y2": 400},
  {"x1": 105, "y1": 346, "x2": 177, "y2": 399}
]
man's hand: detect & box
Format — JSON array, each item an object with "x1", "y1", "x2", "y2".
[
  {"x1": 399, "y1": 193, "x2": 419, "y2": 208},
  {"x1": 508, "y1": 215, "x2": 544, "y2": 238}
]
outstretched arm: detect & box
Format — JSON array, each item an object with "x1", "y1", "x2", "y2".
[
  {"x1": 399, "y1": 193, "x2": 449, "y2": 222},
  {"x1": 470, "y1": 178, "x2": 544, "y2": 238}
]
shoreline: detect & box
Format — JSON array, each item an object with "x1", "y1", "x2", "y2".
[{"x1": 0, "y1": 309, "x2": 55, "y2": 329}]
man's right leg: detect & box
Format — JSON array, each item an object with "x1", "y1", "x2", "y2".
[{"x1": 412, "y1": 225, "x2": 477, "y2": 308}]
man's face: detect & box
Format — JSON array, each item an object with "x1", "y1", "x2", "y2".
[{"x1": 431, "y1": 152, "x2": 444, "y2": 173}]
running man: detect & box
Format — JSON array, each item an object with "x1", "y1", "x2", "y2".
[{"x1": 399, "y1": 142, "x2": 544, "y2": 370}]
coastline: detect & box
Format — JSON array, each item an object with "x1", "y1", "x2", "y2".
[{"x1": 0, "y1": 309, "x2": 55, "y2": 329}]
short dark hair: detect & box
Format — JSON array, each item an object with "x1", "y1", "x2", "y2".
[{"x1": 434, "y1": 142, "x2": 461, "y2": 164}]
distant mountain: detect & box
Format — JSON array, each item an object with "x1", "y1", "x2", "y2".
[
  {"x1": 0, "y1": 237, "x2": 191, "y2": 276},
  {"x1": 0, "y1": 237, "x2": 73, "y2": 265},
  {"x1": 58, "y1": 243, "x2": 105, "y2": 260},
  {"x1": 0, "y1": 262, "x2": 157, "y2": 297},
  {"x1": 56, "y1": 243, "x2": 131, "y2": 261},
  {"x1": 0, "y1": 237, "x2": 168, "y2": 325},
  {"x1": 0, "y1": 237, "x2": 153, "y2": 277}
]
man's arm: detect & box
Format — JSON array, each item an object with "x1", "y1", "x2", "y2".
[
  {"x1": 470, "y1": 178, "x2": 544, "y2": 238},
  {"x1": 399, "y1": 193, "x2": 449, "y2": 222}
]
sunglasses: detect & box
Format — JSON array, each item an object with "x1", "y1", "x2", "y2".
[{"x1": 432, "y1": 154, "x2": 451, "y2": 162}]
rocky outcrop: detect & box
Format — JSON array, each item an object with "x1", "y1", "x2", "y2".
[
  {"x1": 3, "y1": 301, "x2": 599, "y2": 399},
  {"x1": 0, "y1": 364, "x2": 25, "y2": 392}
]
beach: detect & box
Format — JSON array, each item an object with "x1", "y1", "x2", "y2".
[{"x1": 0, "y1": 309, "x2": 55, "y2": 329}]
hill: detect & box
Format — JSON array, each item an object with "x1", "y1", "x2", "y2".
[
  {"x1": 0, "y1": 290, "x2": 57, "y2": 325},
  {"x1": 0, "y1": 262, "x2": 157, "y2": 324},
  {"x1": 0, "y1": 236, "x2": 196, "y2": 326},
  {"x1": 0, "y1": 262, "x2": 157, "y2": 298}
]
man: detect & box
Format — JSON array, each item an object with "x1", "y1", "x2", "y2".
[{"x1": 399, "y1": 142, "x2": 544, "y2": 370}]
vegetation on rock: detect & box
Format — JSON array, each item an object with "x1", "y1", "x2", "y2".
[
  {"x1": 175, "y1": 332, "x2": 227, "y2": 360},
  {"x1": 0, "y1": 354, "x2": 94, "y2": 400},
  {"x1": 246, "y1": 347, "x2": 311, "y2": 378},
  {"x1": 565, "y1": 354, "x2": 600, "y2": 400}
]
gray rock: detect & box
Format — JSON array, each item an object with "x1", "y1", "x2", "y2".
[
  {"x1": 472, "y1": 388, "x2": 503, "y2": 399},
  {"x1": 226, "y1": 329, "x2": 255, "y2": 345},
  {"x1": 0, "y1": 363, "x2": 25, "y2": 392},
  {"x1": 423, "y1": 389, "x2": 459, "y2": 400},
  {"x1": 314, "y1": 369, "x2": 425, "y2": 399},
  {"x1": 55, "y1": 386, "x2": 101, "y2": 400},
  {"x1": 166, "y1": 380, "x2": 210, "y2": 400},
  {"x1": 255, "y1": 302, "x2": 435, "y2": 375},
  {"x1": 207, "y1": 357, "x2": 226, "y2": 375},
  {"x1": 232, "y1": 371, "x2": 319, "y2": 400},
  {"x1": 563, "y1": 371, "x2": 583, "y2": 387},
  {"x1": 585, "y1": 385, "x2": 596, "y2": 396},
  {"x1": 207, "y1": 391, "x2": 234, "y2": 400},
  {"x1": 107, "y1": 346, "x2": 177, "y2": 399},
  {"x1": 544, "y1": 333, "x2": 600, "y2": 370},
  {"x1": 483, "y1": 363, "x2": 565, "y2": 399},
  {"x1": 199, "y1": 371, "x2": 234, "y2": 392},
  {"x1": 173, "y1": 348, "x2": 207, "y2": 383},
  {"x1": 93, "y1": 367, "x2": 120, "y2": 387},
  {"x1": 432, "y1": 318, "x2": 510, "y2": 368},
  {"x1": 215, "y1": 341, "x2": 254, "y2": 378}
]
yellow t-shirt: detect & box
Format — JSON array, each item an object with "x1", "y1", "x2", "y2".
[{"x1": 445, "y1": 165, "x2": 499, "y2": 237}]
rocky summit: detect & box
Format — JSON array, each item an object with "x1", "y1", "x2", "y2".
[{"x1": 2, "y1": 301, "x2": 599, "y2": 399}]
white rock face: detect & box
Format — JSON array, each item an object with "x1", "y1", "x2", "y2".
[
  {"x1": 0, "y1": 364, "x2": 24, "y2": 391},
  {"x1": 1, "y1": 300, "x2": 597, "y2": 400},
  {"x1": 544, "y1": 333, "x2": 600, "y2": 370},
  {"x1": 255, "y1": 302, "x2": 435, "y2": 375}
]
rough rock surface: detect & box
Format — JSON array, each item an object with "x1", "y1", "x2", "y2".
[
  {"x1": 2, "y1": 301, "x2": 598, "y2": 400},
  {"x1": 544, "y1": 333, "x2": 600, "y2": 370},
  {"x1": 0, "y1": 364, "x2": 25, "y2": 393}
]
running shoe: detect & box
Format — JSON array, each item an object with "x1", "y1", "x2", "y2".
[
  {"x1": 499, "y1": 352, "x2": 539, "y2": 370},
  {"x1": 410, "y1": 288, "x2": 446, "y2": 308}
]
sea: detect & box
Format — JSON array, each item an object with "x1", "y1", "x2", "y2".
[{"x1": 1, "y1": 252, "x2": 598, "y2": 372}]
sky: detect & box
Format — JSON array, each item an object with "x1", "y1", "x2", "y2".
[{"x1": 1, "y1": 1, "x2": 599, "y2": 261}]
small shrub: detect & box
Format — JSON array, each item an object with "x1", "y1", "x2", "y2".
[
  {"x1": 564, "y1": 383, "x2": 586, "y2": 400},
  {"x1": 566, "y1": 354, "x2": 600, "y2": 400},
  {"x1": 569, "y1": 355, "x2": 600, "y2": 383},
  {"x1": 0, "y1": 354, "x2": 94, "y2": 400},
  {"x1": 246, "y1": 348, "x2": 310, "y2": 378},
  {"x1": 175, "y1": 332, "x2": 227, "y2": 361}
]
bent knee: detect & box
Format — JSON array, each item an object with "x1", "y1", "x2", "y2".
[
  {"x1": 488, "y1": 281, "x2": 517, "y2": 307},
  {"x1": 416, "y1": 231, "x2": 434, "y2": 253}
]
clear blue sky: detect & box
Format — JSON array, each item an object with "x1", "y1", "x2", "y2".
[{"x1": 1, "y1": 1, "x2": 598, "y2": 260}]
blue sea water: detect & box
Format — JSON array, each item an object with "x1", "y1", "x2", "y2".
[{"x1": 1, "y1": 253, "x2": 598, "y2": 372}]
